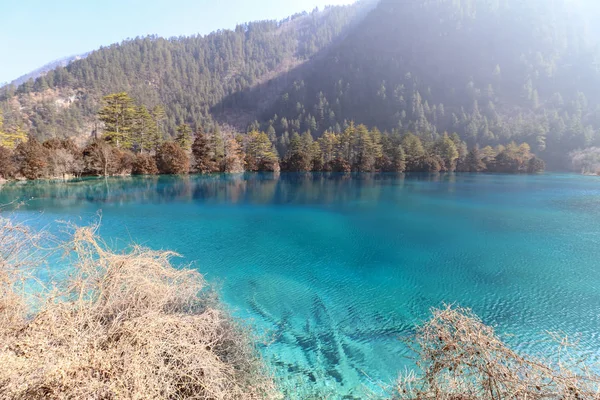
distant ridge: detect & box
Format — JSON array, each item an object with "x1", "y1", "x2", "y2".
[{"x1": 2, "y1": 53, "x2": 89, "y2": 88}]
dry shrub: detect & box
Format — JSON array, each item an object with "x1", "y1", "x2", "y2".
[
  {"x1": 0, "y1": 223, "x2": 279, "y2": 400},
  {"x1": 393, "y1": 306, "x2": 600, "y2": 400},
  {"x1": 0, "y1": 217, "x2": 37, "y2": 340}
]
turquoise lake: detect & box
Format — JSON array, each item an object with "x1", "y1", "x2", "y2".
[{"x1": 2, "y1": 173, "x2": 600, "y2": 397}]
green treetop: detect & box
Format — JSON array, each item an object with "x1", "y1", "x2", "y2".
[
  {"x1": 132, "y1": 105, "x2": 159, "y2": 153},
  {"x1": 176, "y1": 124, "x2": 193, "y2": 151},
  {"x1": 98, "y1": 92, "x2": 136, "y2": 149}
]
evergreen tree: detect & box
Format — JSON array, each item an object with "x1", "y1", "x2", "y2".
[
  {"x1": 286, "y1": 132, "x2": 313, "y2": 172},
  {"x1": 392, "y1": 145, "x2": 406, "y2": 173},
  {"x1": 132, "y1": 105, "x2": 158, "y2": 153},
  {"x1": 433, "y1": 133, "x2": 459, "y2": 172},
  {"x1": 175, "y1": 124, "x2": 193, "y2": 151},
  {"x1": 318, "y1": 131, "x2": 339, "y2": 169},
  {"x1": 355, "y1": 124, "x2": 376, "y2": 172},
  {"x1": 401, "y1": 133, "x2": 425, "y2": 171},
  {"x1": 191, "y1": 129, "x2": 214, "y2": 173},
  {"x1": 210, "y1": 125, "x2": 225, "y2": 167},
  {"x1": 98, "y1": 92, "x2": 135, "y2": 149},
  {"x1": 151, "y1": 105, "x2": 166, "y2": 146},
  {"x1": 245, "y1": 131, "x2": 280, "y2": 172},
  {"x1": 465, "y1": 145, "x2": 486, "y2": 172}
]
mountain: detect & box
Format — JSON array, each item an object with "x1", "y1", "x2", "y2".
[
  {"x1": 0, "y1": 2, "x2": 371, "y2": 141},
  {"x1": 258, "y1": 0, "x2": 600, "y2": 169},
  {"x1": 2, "y1": 0, "x2": 600, "y2": 169}
]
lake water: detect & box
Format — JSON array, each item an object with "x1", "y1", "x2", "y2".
[{"x1": 2, "y1": 173, "x2": 600, "y2": 398}]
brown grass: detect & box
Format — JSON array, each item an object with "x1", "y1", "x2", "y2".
[
  {"x1": 0, "y1": 220, "x2": 279, "y2": 400},
  {"x1": 392, "y1": 306, "x2": 600, "y2": 400}
]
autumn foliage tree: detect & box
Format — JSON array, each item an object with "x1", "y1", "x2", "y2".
[
  {"x1": 0, "y1": 146, "x2": 15, "y2": 179},
  {"x1": 132, "y1": 154, "x2": 159, "y2": 175},
  {"x1": 14, "y1": 138, "x2": 49, "y2": 180},
  {"x1": 155, "y1": 142, "x2": 190, "y2": 175},
  {"x1": 223, "y1": 138, "x2": 245, "y2": 173}
]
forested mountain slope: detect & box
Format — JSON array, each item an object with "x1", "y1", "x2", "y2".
[
  {"x1": 2, "y1": 0, "x2": 600, "y2": 170},
  {"x1": 0, "y1": 2, "x2": 369, "y2": 140},
  {"x1": 261, "y1": 0, "x2": 600, "y2": 169}
]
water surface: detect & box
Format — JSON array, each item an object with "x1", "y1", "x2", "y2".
[{"x1": 2, "y1": 173, "x2": 600, "y2": 397}]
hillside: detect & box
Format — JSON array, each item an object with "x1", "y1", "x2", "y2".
[
  {"x1": 2, "y1": 0, "x2": 600, "y2": 169},
  {"x1": 0, "y1": 2, "x2": 370, "y2": 141},
  {"x1": 260, "y1": 0, "x2": 600, "y2": 169}
]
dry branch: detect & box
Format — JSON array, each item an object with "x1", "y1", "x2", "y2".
[
  {"x1": 392, "y1": 306, "x2": 600, "y2": 400},
  {"x1": 0, "y1": 220, "x2": 279, "y2": 400}
]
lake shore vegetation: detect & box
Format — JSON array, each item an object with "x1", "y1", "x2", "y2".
[{"x1": 0, "y1": 94, "x2": 546, "y2": 182}]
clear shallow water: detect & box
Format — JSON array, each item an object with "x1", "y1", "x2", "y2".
[{"x1": 2, "y1": 173, "x2": 600, "y2": 397}]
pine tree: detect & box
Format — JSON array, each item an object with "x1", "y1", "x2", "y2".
[
  {"x1": 210, "y1": 125, "x2": 225, "y2": 167},
  {"x1": 392, "y1": 145, "x2": 406, "y2": 172},
  {"x1": 356, "y1": 124, "x2": 376, "y2": 172},
  {"x1": 98, "y1": 92, "x2": 135, "y2": 149},
  {"x1": 175, "y1": 124, "x2": 193, "y2": 151},
  {"x1": 245, "y1": 131, "x2": 280, "y2": 172},
  {"x1": 191, "y1": 128, "x2": 214, "y2": 173},
  {"x1": 433, "y1": 133, "x2": 459, "y2": 172},
  {"x1": 286, "y1": 132, "x2": 313, "y2": 171},
  {"x1": 151, "y1": 105, "x2": 166, "y2": 147},
  {"x1": 465, "y1": 145, "x2": 486, "y2": 172},
  {"x1": 132, "y1": 105, "x2": 157, "y2": 153},
  {"x1": 318, "y1": 131, "x2": 338, "y2": 168},
  {"x1": 401, "y1": 133, "x2": 425, "y2": 171}
]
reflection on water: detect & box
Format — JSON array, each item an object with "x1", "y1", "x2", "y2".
[
  {"x1": 2, "y1": 173, "x2": 600, "y2": 398},
  {"x1": 2, "y1": 173, "x2": 418, "y2": 208}
]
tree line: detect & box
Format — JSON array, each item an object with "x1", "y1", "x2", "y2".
[{"x1": 0, "y1": 92, "x2": 544, "y2": 181}]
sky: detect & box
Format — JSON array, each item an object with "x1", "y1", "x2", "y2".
[{"x1": 0, "y1": 0, "x2": 355, "y2": 84}]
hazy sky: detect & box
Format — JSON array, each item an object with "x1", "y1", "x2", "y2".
[{"x1": 0, "y1": 0, "x2": 355, "y2": 84}]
